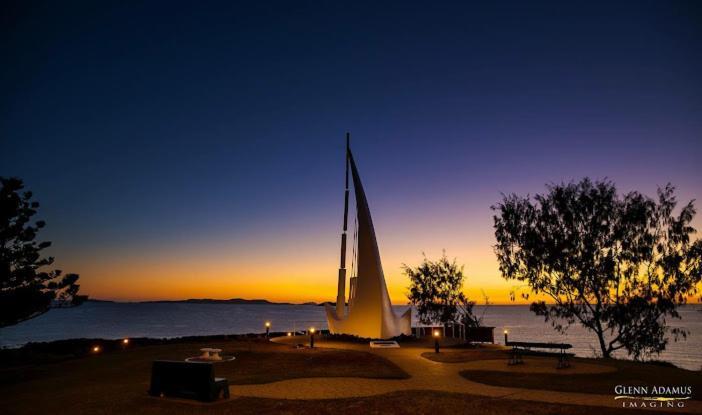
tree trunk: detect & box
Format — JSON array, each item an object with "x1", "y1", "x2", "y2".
[
  {"x1": 595, "y1": 328, "x2": 610, "y2": 358},
  {"x1": 590, "y1": 313, "x2": 610, "y2": 358}
]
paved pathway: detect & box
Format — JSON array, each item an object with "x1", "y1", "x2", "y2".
[{"x1": 231, "y1": 337, "x2": 701, "y2": 413}]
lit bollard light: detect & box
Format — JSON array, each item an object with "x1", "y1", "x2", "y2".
[
  {"x1": 265, "y1": 321, "x2": 271, "y2": 338},
  {"x1": 504, "y1": 329, "x2": 509, "y2": 345},
  {"x1": 433, "y1": 329, "x2": 440, "y2": 353},
  {"x1": 309, "y1": 327, "x2": 316, "y2": 348}
]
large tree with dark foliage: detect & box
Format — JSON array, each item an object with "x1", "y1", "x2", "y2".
[
  {"x1": 0, "y1": 177, "x2": 84, "y2": 327},
  {"x1": 404, "y1": 252, "x2": 478, "y2": 327},
  {"x1": 493, "y1": 178, "x2": 702, "y2": 359}
]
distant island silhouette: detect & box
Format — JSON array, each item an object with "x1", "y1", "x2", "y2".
[{"x1": 86, "y1": 298, "x2": 340, "y2": 306}]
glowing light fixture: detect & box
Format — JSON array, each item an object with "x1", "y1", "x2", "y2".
[
  {"x1": 92, "y1": 346, "x2": 101, "y2": 353},
  {"x1": 309, "y1": 327, "x2": 316, "y2": 348}
]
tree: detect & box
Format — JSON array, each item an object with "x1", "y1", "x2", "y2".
[
  {"x1": 404, "y1": 252, "x2": 477, "y2": 326},
  {"x1": 493, "y1": 178, "x2": 702, "y2": 359},
  {"x1": 0, "y1": 177, "x2": 84, "y2": 327},
  {"x1": 460, "y1": 290, "x2": 490, "y2": 329}
]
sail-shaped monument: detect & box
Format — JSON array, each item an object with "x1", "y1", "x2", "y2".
[{"x1": 325, "y1": 134, "x2": 412, "y2": 339}]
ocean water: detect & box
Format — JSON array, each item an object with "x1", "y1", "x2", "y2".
[{"x1": 1, "y1": 302, "x2": 700, "y2": 370}]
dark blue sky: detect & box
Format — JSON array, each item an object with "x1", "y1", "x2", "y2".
[{"x1": 2, "y1": 1, "x2": 701, "y2": 301}]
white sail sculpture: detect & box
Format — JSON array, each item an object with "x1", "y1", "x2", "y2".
[{"x1": 325, "y1": 134, "x2": 412, "y2": 339}]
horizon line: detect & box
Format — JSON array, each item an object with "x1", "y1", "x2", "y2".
[{"x1": 82, "y1": 297, "x2": 702, "y2": 306}]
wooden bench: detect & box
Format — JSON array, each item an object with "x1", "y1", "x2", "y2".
[
  {"x1": 506, "y1": 341, "x2": 573, "y2": 368},
  {"x1": 148, "y1": 360, "x2": 229, "y2": 402}
]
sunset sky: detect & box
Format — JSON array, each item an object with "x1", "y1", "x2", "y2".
[{"x1": 2, "y1": 1, "x2": 701, "y2": 304}]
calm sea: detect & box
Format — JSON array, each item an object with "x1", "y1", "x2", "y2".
[{"x1": 1, "y1": 302, "x2": 700, "y2": 370}]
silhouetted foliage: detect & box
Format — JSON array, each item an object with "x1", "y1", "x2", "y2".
[
  {"x1": 493, "y1": 178, "x2": 702, "y2": 359},
  {"x1": 0, "y1": 177, "x2": 84, "y2": 327},
  {"x1": 404, "y1": 252, "x2": 478, "y2": 327},
  {"x1": 457, "y1": 296, "x2": 483, "y2": 329},
  {"x1": 461, "y1": 290, "x2": 490, "y2": 329}
]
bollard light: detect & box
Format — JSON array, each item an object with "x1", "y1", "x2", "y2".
[
  {"x1": 309, "y1": 327, "x2": 316, "y2": 348},
  {"x1": 433, "y1": 329, "x2": 440, "y2": 353},
  {"x1": 92, "y1": 346, "x2": 101, "y2": 353},
  {"x1": 265, "y1": 321, "x2": 271, "y2": 338},
  {"x1": 287, "y1": 332, "x2": 292, "y2": 337},
  {"x1": 504, "y1": 329, "x2": 509, "y2": 345},
  {"x1": 122, "y1": 338, "x2": 129, "y2": 345}
]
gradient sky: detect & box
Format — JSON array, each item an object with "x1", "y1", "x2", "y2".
[{"x1": 2, "y1": 1, "x2": 701, "y2": 303}]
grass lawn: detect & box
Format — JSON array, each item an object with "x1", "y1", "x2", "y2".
[
  {"x1": 0, "y1": 337, "x2": 681, "y2": 414},
  {"x1": 460, "y1": 357, "x2": 702, "y2": 399},
  {"x1": 0, "y1": 337, "x2": 407, "y2": 414},
  {"x1": 143, "y1": 390, "x2": 644, "y2": 415}
]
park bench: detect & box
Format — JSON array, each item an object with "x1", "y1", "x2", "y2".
[
  {"x1": 506, "y1": 341, "x2": 573, "y2": 369},
  {"x1": 148, "y1": 360, "x2": 229, "y2": 402}
]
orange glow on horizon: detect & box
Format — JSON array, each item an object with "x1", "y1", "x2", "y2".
[
  {"x1": 59, "y1": 251, "x2": 532, "y2": 304},
  {"x1": 51, "y1": 207, "x2": 702, "y2": 305},
  {"x1": 57, "y1": 257, "x2": 701, "y2": 305}
]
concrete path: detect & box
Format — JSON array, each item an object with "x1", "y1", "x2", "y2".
[{"x1": 231, "y1": 337, "x2": 701, "y2": 413}]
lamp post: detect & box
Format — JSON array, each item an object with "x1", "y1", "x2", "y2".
[
  {"x1": 309, "y1": 327, "x2": 316, "y2": 348},
  {"x1": 265, "y1": 321, "x2": 271, "y2": 338},
  {"x1": 504, "y1": 329, "x2": 509, "y2": 345},
  {"x1": 433, "y1": 329, "x2": 440, "y2": 353}
]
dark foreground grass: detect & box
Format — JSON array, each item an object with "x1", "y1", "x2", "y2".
[
  {"x1": 3, "y1": 385, "x2": 646, "y2": 415},
  {"x1": 0, "y1": 337, "x2": 408, "y2": 414},
  {"x1": 0, "y1": 337, "x2": 677, "y2": 414},
  {"x1": 142, "y1": 390, "x2": 644, "y2": 415},
  {"x1": 461, "y1": 357, "x2": 702, "y2": 400}
]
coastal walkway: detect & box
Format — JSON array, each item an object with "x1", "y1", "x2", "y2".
[{"x1": 231, "y1": 336, "x2": 702, "y2": 413}]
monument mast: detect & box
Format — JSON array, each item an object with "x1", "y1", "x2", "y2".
[{"x1": 336, "y1": 133, "x2": 350, "y2": 317}]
